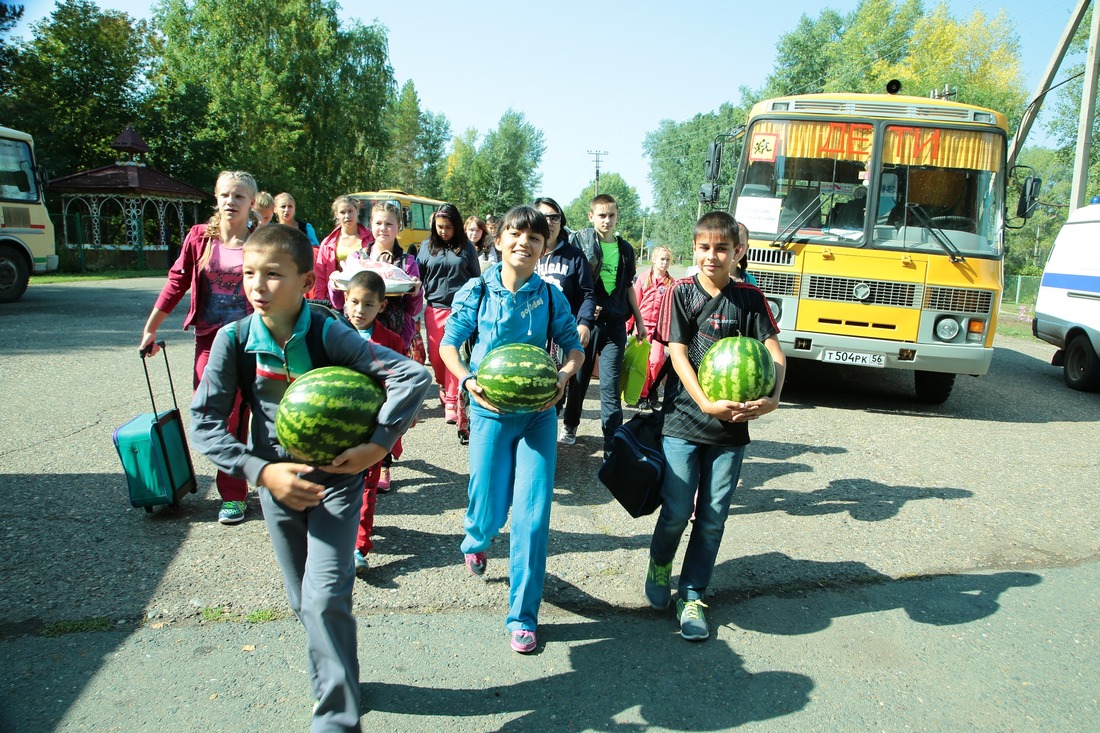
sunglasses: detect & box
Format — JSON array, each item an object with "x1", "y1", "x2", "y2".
[{"x1": 543, "y1": 214, "x2": 562, "y2": 223}]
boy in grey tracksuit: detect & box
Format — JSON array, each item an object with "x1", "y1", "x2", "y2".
[{"x1": 190, "y1": 224, "x2": 431, "y2": 733}]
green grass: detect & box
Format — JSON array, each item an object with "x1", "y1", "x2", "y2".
[
  {"x1": 41, "y1": 616, "x2": 112, "y2": 637},
  {"x1": 996, "y1": 303, "x2": 1036, "y2": 340},
  {"x1": 200, "y1": 606, "x2": 229, "y2": 623},
  {"x1": 244, "y1": 609, "x2": 281, "y2": 624},
  {"x1": 32, "y1": 269, "x2": 168, "y2": 284}
]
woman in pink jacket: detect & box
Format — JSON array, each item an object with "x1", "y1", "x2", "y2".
[
  {"x1": 633, "y1": 246, "x2": 674, "y2": 411},
  {"x1": 312, "y1": 195, "x2": 374, "y2": 309},
  {"x1": 139, "y1": 170, "x2": 257, "y2": 525}
]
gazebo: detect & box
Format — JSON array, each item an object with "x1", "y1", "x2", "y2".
[{"x1": 49, "y1": 126, "x2": 209, "y2": 269}]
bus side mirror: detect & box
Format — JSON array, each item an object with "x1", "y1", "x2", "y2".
[
  {"x1": 704, "y1": 142, "x2": 722, "y2": 182},
  {"x1": 1012, "y1": 176, "x2": 1038, "y2": 216},
  {"x1": 1016, "y1": 176, "x2": 1041, "y2": 219},
  {"x1": 700, "y1": 183, "x2": 719, "y2": 204}
]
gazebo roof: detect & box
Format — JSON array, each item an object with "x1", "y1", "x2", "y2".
[{"x1": 50, "y1": 163, "x2": 208, "y2": 200}]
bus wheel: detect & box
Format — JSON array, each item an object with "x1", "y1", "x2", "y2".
[
  {"x1": 0, "y1": 245, "x2": 30, "y2": 303},
  {"x1": 1063, "y1": 334, "x2": 1100, "y2": 392},
  {"x1": 914, "y1": 370, "x2": 955, "y2": 404}
]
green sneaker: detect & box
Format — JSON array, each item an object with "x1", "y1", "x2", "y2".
[
  {"x1": 676, "y1": 598, "x2": 709, "y2": 641},
  {"x1": 645, "y1": 558, "x2": 673, "y2": 609},
  {"x1": 218, "y1": 500, "x2": 246, "y2": 525}
]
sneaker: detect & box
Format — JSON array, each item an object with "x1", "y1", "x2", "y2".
[
  {"x1": 218, "y1": 500, "x2": 246, "y2": 525},
  {"x1": 377, "y1": 467, "x2": 391, "y2": 493},
  {"x1": 354, "y1": 550, "x2": 369, "y2": 577},
  {"x1": 635, "y1": 396, "x2": 653, "y2": 412},
  {"x1": 558, "y1": 425, "x2": 577, "y2": 446},
  {"x1": 676, "y1": 598, "x2": 710, "y2": 641},
  {"x1": 464, "y1": 551, "x2": 487, "y2": 576},
  {"x1": 458, "y1": 429, "x2": 469, "y2": 445},
  {"x1": 445, "y1": 407, "x2": 458, "y2": 424},
  {"x1": 644, "y1": 558, "x2": 673, "y2": 610},
  {"x1": 510, "y1": 629, "x2": 537, "y2": 654}
]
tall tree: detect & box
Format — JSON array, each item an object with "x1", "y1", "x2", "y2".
[
  {"x1": 0, "y1": 3, "x2": 23, "y2": 92},
  {"x1": 563, "y1": 172, "x2": 645, "y2": 245},
  {"x1": 385, "y1": 80, "x2": 423, "y2": 192},
  {"x1": 442, "y1": 128, "x2": 484, "y2": 217},
  {"x1": 417, "y1": 110, "x2": 451, "y2": 200},
  {"x1": 476, "y1": 109, "x2": 545, "y2": 217},
  {"x1": 0, "y1": 0, "x2": 153, "y2": 176},
  {"x1": 152, "y1": 0, "x2": 394, "y2": 219}
]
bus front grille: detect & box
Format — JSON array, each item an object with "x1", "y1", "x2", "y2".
[
  {"x1": 925, "y1": 286, "x2": 994, "y2": 314},
  {"x1": 754, "y1": 271, "x2": 799, "y2": 296},
  {"x1": 803, "y1": 275, "x2": 920, "y2": 308}
]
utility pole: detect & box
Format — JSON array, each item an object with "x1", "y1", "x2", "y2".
[
  {"x1": 1073, "y1": 2, "x2": 1100, "y2": 210},
  {"x1": 587, "y1": 150, "x2": 608, "y2": 196}
]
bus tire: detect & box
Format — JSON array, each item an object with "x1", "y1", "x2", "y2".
[
  {"x1": 0, "y1": 244, "x2": 30, "y2": 303},
  {"x1": 914, "y1": 370, "x2": 955, "y2": 404},
  {"x1": 1063, "y1": 334, "x2": 1100, "y2": 392}
]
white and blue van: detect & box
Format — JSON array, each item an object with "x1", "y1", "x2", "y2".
[{"x1": 1033, "y1": 203, "x2": 1100, "y2": 391}]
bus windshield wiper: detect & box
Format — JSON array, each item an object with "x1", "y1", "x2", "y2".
[
  {"x1": 768, "y1": 192, "x2": 834, "y2": 248},
  {"x1": 905, "y1": 204, "x2": 965, "y2": 262}
]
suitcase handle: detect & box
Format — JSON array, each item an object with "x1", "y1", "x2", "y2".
[{"x1": 140, "y1": 340, "x2": 181, "y2": 416}]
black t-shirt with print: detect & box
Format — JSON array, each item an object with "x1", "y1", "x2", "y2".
[{"x1": 660, "y1": 276, "x2": 779, "y2": 447}]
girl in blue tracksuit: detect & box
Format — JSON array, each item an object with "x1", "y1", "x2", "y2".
[{"x1": 440, "y1": 205, "x2": 584, "y2": 654}]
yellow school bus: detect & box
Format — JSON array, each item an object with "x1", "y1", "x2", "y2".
[
  {"x1": 0, "y1": 126, "x2": 57, "y2": 302},
  {"x1": 708, "y1": 92, "x2": 1009, "y2": 403},
  {"x1": 347, "y1": 189, "x2": 445, "y2": 250}
]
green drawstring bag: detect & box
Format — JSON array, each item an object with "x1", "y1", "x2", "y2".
[{"x1": 620, "y1": 335, "x2": 651, "y2": 405}]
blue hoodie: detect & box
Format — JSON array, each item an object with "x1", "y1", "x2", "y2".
[{"x1": 442, "y1": 262, "x2": 582, "y2": 372}]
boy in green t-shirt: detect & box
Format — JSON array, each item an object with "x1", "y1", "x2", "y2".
[{"x1": 561, "y1": 194, "x2": 646, "y2": 455}]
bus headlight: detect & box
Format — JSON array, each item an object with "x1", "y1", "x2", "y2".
[
  {"x1": 767, "y1": 298, "x2": 782, "y2": 322},
  {"x1": 934, "y1": 316, "x2": 961, "y2": 341}
]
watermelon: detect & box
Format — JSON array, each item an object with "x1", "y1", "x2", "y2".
[
  {"x1": 476, "y1": 343, "x2": 559, "y2": 412},
  {"x1": 275, "y1": 366, "x2": 386, "y2": 465},
  {"x1": 697, "y1": 336, "x2": 776, "y2": 403}
]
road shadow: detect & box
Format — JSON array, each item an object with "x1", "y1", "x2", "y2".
[
  {"x1": 779, "y1": 345, "x2": 1099, "y2": 423},
  {"x1": 0, "y1": 470, "x2": 191, "y2": 731},
  {"x1": 704, "y1": 552, "x2": 1042, "y2": 635},
  {"x1": 730, "y1": 477, "x2": 972, "y2": 522},
  {"x1": 363, "y1": 576, "x2": 814, "y2": 730}
]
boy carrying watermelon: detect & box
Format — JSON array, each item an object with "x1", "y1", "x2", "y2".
[
  {"x1": 646, "y1": 211, "x2": 786, "y2": 641},
  {"x1": 190, "y1": 224, "x2": 431, "y2": 731},
  {"x1": 439, "y1": 205, "x2": 585, "y2": 654}
]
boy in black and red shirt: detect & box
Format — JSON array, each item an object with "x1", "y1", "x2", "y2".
[{"x1": 645, "y1": 211, "x2": 786, "y2": 641}]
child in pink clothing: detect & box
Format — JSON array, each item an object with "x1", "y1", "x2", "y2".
[
  {"x1": 344, "y1": 270, "x2": 406, "y2": 577},
  {"x1": 633, "y1": 246, "x2": 674, "y2": 410}
]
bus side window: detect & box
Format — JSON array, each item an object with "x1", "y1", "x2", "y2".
[{"x1": 403, "y1": 207, "x2": 413, "y2": 229}]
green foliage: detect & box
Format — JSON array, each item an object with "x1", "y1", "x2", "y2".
[
  {"x1": 382, "y1": 81, "x2": 450, "y2": 198},
  {"x1": 441, "y1": 111, "x2": 545, "y2": 220},
  {"x1": 644, "y1": 103, "x2": 746, "y2": 260},
  {"x1": 563, "y1": 172, "x2": 646, "y2": 245},
  {"x1": 0, "y1": 0, "x2": 154, "y2": 176},
  {"x1": 0, "y1": 3, "x2": 24, "y2": 91},
  {"x1": 151, "y1": 0, "x2": 394, "y2": 222}
]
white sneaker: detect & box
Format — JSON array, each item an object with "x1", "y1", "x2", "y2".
[{"x1": 558, "y1": 425, "x2": 577, "y2": 446}]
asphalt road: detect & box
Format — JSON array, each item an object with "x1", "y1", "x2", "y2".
[{"x1": 0, "y1": 278, "x2": 1097, "y2": 732}]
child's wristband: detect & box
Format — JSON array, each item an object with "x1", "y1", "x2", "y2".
[{"x1": 460, "y1": 373, "x2": 477, "y2": 392}]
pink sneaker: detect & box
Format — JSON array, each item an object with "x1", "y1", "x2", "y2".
[
  {"x1": 445, "y1": 406, "x2": 458, "y2": 424},
  {"x1": 510, "y1": 629, "x2": 537, "y2": 653},
  {"x1": 377, "y1": 467, "x2": 391, "y2": 493},
  {"x1": 464, "y1": 551, "x2": 487, "y2": 576}
]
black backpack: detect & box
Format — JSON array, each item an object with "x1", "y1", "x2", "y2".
[{"x1": 598, "y1": 411, "x2": 665, "y2": 518}]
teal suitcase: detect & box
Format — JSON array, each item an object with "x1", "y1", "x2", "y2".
[{"x1": 113, "y1": 341, "x2": 197, "y2": 512}]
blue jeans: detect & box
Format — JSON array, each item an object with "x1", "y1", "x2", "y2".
[
  {"x1": 649, "y1": 436, "x2": 746, "y2": 601},
  {"x1": 562, "y1": 316, "x2": 627, "y2": 451},
  {"x1": 462, "y1": 403, "x2": 556, "y2": 632}
]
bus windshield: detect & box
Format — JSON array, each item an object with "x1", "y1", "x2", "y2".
[
  {"x1": 734, "y1": 119, "x2": 1005, "y2": 258},
  {"x1": 0, "y1": 137, "x2": 40, "y2": 203}
]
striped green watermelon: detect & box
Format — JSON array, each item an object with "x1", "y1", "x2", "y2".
[
  {"x1": 275, "y1": 367, "x2": 385, "y2": 465},
  {"x1": 477, "y1": 343, "x2": 559, "y2": 412},
  {"x1": 698, "y1": 337, "x2": 776, "y2": 403}
]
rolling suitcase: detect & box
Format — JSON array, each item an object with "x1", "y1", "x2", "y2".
[{"x1": 113, "y1": 341, "x2": 197, "y2": 512}]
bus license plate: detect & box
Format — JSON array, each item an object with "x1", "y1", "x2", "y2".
[{"x1": 822, "y1": 349, "x2": 885, "y2": 368}]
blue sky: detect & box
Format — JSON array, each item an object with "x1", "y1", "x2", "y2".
[{"x1": 12, "y1": 0, "x2": 1084, "y2": 207}]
